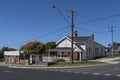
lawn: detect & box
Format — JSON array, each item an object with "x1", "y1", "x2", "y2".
[
  {"x1": 49, "y1": 61, "x2": 106, "y2": 67},
  {"x1": 102, "y1": 54, "x2": 120, "y2": 59}
]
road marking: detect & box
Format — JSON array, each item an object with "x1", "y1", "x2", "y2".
[
  {"x1": 53, "y1": 70, "x2": 59, "y2": 72},
  {"x1": 60, "y1": 70, "x2": 65, "y2": 72},
  {"x1": 74, "y1": 72, "x2": 80, "y2": 74},
  {"x1": 104, "y1": 74, "x2": 112, "y2": 76},
  {"x1": 82, "y1": 72, "x2": 88, "y2": 74},
  {"x1": 48, "y1": 69, "x2": 53, "y2": 71},
  {"x1": 42, "y1": 69, "x2": 120, "y2": 78},
  {"x1": 114, "y1": 68, "x2": 119, "y2": 70},
  {"x1": 3, "y1": 70, "x2": 12, "y2": 73},
  {"x1": 66, "y1": 71, "x2": 72, "y2": 73},
  {"x1": 100, "y1": 68, "x2": 120, "y2": 74},
  {"x1": 116, "y1": 75, "x2": 120, "y2": 77},
  {"x1": 93, "y1": 73, "x2": 100, "y2": 75}
]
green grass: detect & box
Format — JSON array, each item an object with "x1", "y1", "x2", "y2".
[
  {"x1": 102, "y1": 54, "x2": 120, "y2": 59},
  {"x1": 49, "y1": 61, "x2": 106, "y2": 67}
]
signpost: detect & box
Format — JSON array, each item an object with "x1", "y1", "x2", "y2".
[{"x1": 29, "y1": 54, "x2": 32, "y2": 64}]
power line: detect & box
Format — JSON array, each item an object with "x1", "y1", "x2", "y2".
[
  {"x1": 76, "y1": 27, "x2": 108, "y2": 34},
  {"x1": 75, "y1": 14, "x2": 120, "y2": 26},
  {"x1": 4, "y1": 26, "x2": 69, "y2": 47},
  {"x1": 52, "y1": 5, "x2": 70, "y2": 25},
  {"x1": 3, "y1": 12, "x2": 120, "y2": 48}
]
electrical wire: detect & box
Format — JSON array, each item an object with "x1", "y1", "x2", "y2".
[
  {"x1": 76, "y1": 27, "x2": 108, "y2": 34},
  {"x1": 3, "y1": 26, "x2": 69, "y2": 47},
  {"x1": 52, "y1": 5, "x2": 70, "y2": 25},
  {"x1": 75, "y1": 14, "x2": 120, "y2": 26},
  {"x1": 3, "y1": 13, "x2": 120, "y2": 48}
]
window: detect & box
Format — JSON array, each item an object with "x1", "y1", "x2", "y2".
[{"x1": 95, "y1": 48, "x2": 99, "y2": 54}]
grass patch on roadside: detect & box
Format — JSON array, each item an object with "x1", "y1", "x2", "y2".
[
  {"x1": 49, "y1": 61, "x2": 106, "y2": 67},
  {"x1": 102, "y1": 54, "x2": 120, "y2": 59}
]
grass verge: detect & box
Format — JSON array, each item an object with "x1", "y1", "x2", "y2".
[
  {"x1": 102, "y1": 54, "x2": 120, "y2": 59},
  {"x1": 49, "y1": 61, "x2": 106, "y2": 67}
]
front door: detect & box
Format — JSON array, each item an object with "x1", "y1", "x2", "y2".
[{"x1": 77, "y1": 52, "x2": 80, "y2": 60}]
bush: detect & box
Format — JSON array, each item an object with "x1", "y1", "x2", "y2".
[{"x1": 54, "y1": 59, "x2": 65, "y2": 62}]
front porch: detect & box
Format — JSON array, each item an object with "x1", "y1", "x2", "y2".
[{"x1": 43, "y1": 48, "x2": 82, "y2": 62}]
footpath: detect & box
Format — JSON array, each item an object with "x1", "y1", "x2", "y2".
[
  {"x1": 0, "y1": 57, "x2": 120, "y2": 69},
  {"x1": 92, "y1": 57, "x2": 120, "y2": 64}
]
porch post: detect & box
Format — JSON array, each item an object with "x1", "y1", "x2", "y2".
[
  {"x1": 48, "y1": 51, "x2": 50, "y2": 57},
  {"x1": 80, "y1": 52, "x2": 82, "y2": 61},
  {"x1": 79, "y1": 51, "x2": 82, "y2": 61},
  {"x1": 60, "y1": 51, "x2": 62, "y2": 58}
]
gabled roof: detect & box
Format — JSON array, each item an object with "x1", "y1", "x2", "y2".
[
  {"x1": 94, "y1": 41, "x2": 105, "y2": 48},
  {"x1": 56, "y1": 35, "x2": 105, "y2": 51},
  {"x1": 56, "y1": 36, "x2": 90, "y2": 46},
  {"x1": 67, "y1": 36, "x2": 90, "y2": 45},
  {"x1": 56, "y1": 36, "x2": 71, "y2": 45}
]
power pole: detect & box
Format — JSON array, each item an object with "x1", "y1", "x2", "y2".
[
  {"x1": 109, "y1": 26, "x2": 115, "y2": 56},
  {"x1": 71, "y1": 10, "x2": 76, "y2": 64},
  {"x1": 52, "y1": 5, "x2": 76, "y2": 63}
]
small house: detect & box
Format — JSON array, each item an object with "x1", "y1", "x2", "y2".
[{"x1": 44, "y1": 30, "x2": 105, "y2": 62}]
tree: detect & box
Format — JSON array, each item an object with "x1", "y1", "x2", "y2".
[
  {"x1": 0, "y1": 47, "x2": 17, "y2": 58},
  {"x1": 45, "y1": 42, "x2": 56, "y2": 52},
  {"x1": 45, "y1": 42, "x2": 56, "y2": 49},
  {"x1": 23, "y1": 41, "x2": 45, "y2": 56},
  {"x1": 108, "y1": 42, "x2": 120, "y2": 46}
]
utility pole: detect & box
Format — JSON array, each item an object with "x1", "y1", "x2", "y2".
[
  {"x1": 52, "y1": 5, "x2": 76, "y2": 64},
  {"x1": 109, "y1": 26, "x2": 115, "y2": 56},
  {"x1": 71, "y1": 10, "x2": 76, "y2": 64}
]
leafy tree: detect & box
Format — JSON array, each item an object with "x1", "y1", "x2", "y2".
[
  {"x1": 23, "y1": 41, "x2": 45, "y2": 56},
  {"x1": 45, "y1": 42, "x2": 56, "y2": 52},
  {"x1": 45, "y1": 42, "x2": 56, "y2": 49},
  {"x1": 0, "y1": 47, "x2": 17, "y2": 58},
  {"x1": 108, "y1": 42, "x2": 120, "y2": 46}
]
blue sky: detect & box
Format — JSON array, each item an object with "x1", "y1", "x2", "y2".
[{"x1": 0, "y1": 0, "x2": 120, "y2": 49}]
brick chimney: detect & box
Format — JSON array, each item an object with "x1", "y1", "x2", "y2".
[
  {"x1": 90, "y1": 34, "x2": 94, "y2": 41},
  {"x1": 73, "y1": 30, "x2": 77, "y2": 38}
]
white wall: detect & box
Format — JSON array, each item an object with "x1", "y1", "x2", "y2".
[
  {"x1": 57, "y1": 38, "x2": 81, "y2": 52},
  {"x1": 81, "y1": 45, "x2": 86, "y2": 50},
  {"x1": 4, "y1": 51, "x2": 20, "y2": 56},
  {"x1": 57, "y1": 39, "x2": 71, "y2": 48}
]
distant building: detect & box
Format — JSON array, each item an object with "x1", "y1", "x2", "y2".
[
  {"x1": 4, "y1": 51, "x2": 20, "y2": 64},
  {"x1": 105, "y1": 45, "x2": 120, "y2": 56}
]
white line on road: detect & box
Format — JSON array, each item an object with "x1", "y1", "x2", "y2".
[
  {"x1": 82, "y1": 72, "x2": 89, "y2": 74},
  {"x1": 104, "y1": 74, "x2": 112, "y2": 76},
  {"x1": 60, "y1": 70, "x2": 65, "y2": 72},
  {"x1": 3, "y1": 70, "x2": 12, "y2": 73},
  {"x1": 53, "y1": 70, "x2": 59, "y2": 72},
  {"x1": 66, "y1": 71, "x2": 72, "y2": 73},
  {"x1": 93, "y1": 73, "x2": 101, "y2": 75},
  {"x1": 74, "y1": 72, "x2": 80, "y2": 74},
  {"x1": 116, "y1": 75, "x2": 120, "y2": 77}
]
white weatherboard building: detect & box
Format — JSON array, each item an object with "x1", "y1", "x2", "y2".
[
  {"x1": 4, "y1": 51, "x2": 20, "y2": 63},
  {"x1": 44, "y1": 30, "x2": 105, "y2": 62}
]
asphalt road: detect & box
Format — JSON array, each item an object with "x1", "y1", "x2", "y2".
[
  {"x1": 0, "y1": 64, "x2": 120, "y2": 80},
  {"x1": 44, "y1": 63, "x2": 120, "y2": 78}
]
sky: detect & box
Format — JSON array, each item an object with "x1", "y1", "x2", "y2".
[{"x1": 0, "y1": 0, "x2": 120, "y2": 50}]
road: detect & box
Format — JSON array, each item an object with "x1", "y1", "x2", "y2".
[
  {"x1": 46, "y1": 63, "x2": 120, "y2": 76},
  {"x1": 0, "y1": 63, "x2": 120, "y2": 80}
]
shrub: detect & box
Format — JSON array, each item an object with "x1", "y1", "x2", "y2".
[{"x1": 54, "y1": 59, "x2": 65, "y2": 62}]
